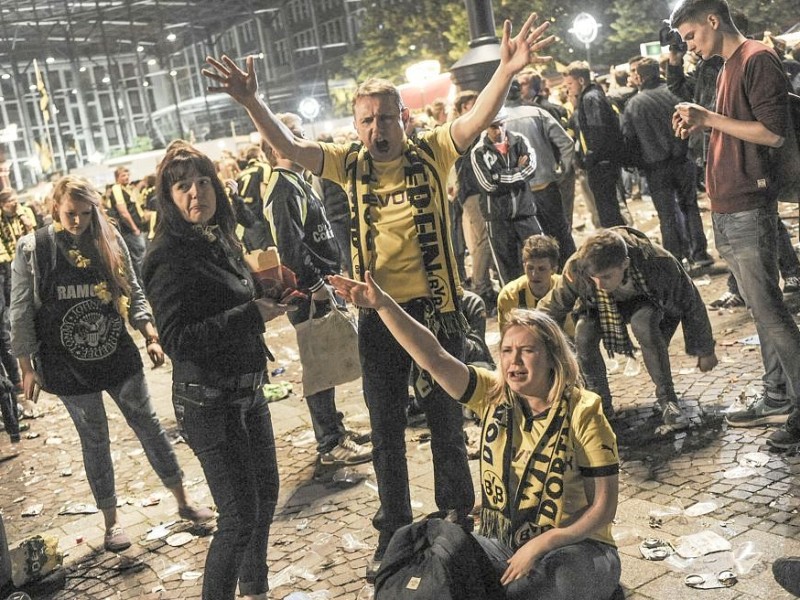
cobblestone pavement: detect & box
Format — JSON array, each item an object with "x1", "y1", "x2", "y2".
[{"x1": 1, "y1": 197, "x2": 800, "y2": 599}]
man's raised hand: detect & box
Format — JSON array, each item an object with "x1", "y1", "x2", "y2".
[
  {"x1": 202, "y1": 55, "x2": 258, "y2": 106},
  {"x1": 500, "y1": 13, "x2": 557, "y2": 74}
]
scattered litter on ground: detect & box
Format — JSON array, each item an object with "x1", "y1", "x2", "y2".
[
  {"x1": 640, "y1": 538, "x2": 674, "y2": 561},
  {"x1": 611, "y1": 524, "x2": 640, "y2": 546},
  {"x1": 20, "y1": 504, "x2": 43, "y2": 517},
  {"x1": 675, "y1": 530, "x2": 732, "y2": 558},
  {"x1": 694, "y1": 274, "x2": 711, "y2": 286},
  {"x1": 684, "y1": 570, "x2": 737, "y2": 589},
  {"x1": 739, "y1": 452, "x2": 770, "y2": 468},
  {"x1": 157, "y1": 561, "x2": 188, "y2": 579},
  {"x1": 58, "y1": 502, "x2": 98, "y2": 515},
  {"x1": 271, "y1": 367, "x2": 286, "y2": 377},
  {"x1": 285, "y1": 592, "x2": 332, "y2": 600},
  {"x1": 622, "y1": 356, "x2": 642, "y2": 377},
  {"x1": 684, "y1": 500, "x2": 719, "y2": 517},
  {"x1": 290, "y1": 430, "x2": 316, "y2": 447},
  {"x1": 649, "y1": 499, "x2": 687, "y2": 527},
  {"x1": 145, "y1": 522, "x2": 176, "y2": 541},
  {"x1": 165, "y1": 531, "x2": 194, "y2": 547},
  {"x1": 272, "y1": 550, "x2": 327, "y2": 586},
  {"x1": 733, "y1": 540, "x2": 763, "y2": 575},
  {"x1": 140, "y1": 493, "x2": 163, "y2": 507},
  {"x1": 269, "y1": 565, "x2": 296, "y2": 589},
  {"x1": 341, "y1": 532, "x2": 370, "y2": 552},
  {"x1": 263, "y1": 382, "x2": 293, "y2": 402},
  {"x1": 738, "y1": 335, "x2": 760, "y2": 345},
  {"x1": 723, "y1": 466, "x2": 757, "y2": 479},
  {"x1": 332, "y1": 467, "x2": 366, "y2": 484},
  {"x1": 181, "y1": 570, "x2": 203, "y2": 580}
]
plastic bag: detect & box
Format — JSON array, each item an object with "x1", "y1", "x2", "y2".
[{"x1": 9, "y1": 535, "x2": 63, "y2": 587}]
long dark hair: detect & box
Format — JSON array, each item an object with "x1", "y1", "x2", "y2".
[{"x1": 153, "y1": 140, "x2": 241, "y2": 250}]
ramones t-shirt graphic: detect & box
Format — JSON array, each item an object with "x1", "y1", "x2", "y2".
[
  {"x1": 34, "y1": 234, "x2": 142, "y2": 395},
  {"x1": 60, "y1": 298, "x2": 124, "y2": 361}
]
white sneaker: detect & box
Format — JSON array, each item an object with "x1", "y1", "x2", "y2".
[{"x1": 318, "y1": 435, "x2": 373, "y2": 466}]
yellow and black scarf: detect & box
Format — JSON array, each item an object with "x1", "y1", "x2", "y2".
[
  {"x1": 345, "y1": 140, "x2": 465, "y2": 335},
  {"x1": 595, "y1": 264, "x2": 650, "y2": 358},
  {"x1": 479, "y1": 387, "x2": 573, "y2": 550},
  {"x1": 0, "y1": 213, "x2": 28, "y2": 263}
]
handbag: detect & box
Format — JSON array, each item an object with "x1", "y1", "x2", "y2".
[{"x1": 295, "y1": 287, "x2": 361, "y2": 397}]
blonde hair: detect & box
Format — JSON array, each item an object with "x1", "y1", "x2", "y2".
[
  {"x1": 51, "y1": 175, "x2": 130, "y2": 301},
  {"x1": 351, "y1": 77, "x2": 404, "y2": 112},
  {"x1": 489, "y1": 309, "x2": 582, "y2": 406}
]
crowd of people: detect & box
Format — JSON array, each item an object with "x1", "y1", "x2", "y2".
[{"x1": 1, "y1": 1, "x2": 800, "y2": 598}]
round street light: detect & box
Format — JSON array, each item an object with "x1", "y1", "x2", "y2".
[
  {"x1": 298, "y1": 97, "x2": 321, "y2": 121},
  {"x1": 570, "y1": 13, "x2": 600, "y2": 63}
]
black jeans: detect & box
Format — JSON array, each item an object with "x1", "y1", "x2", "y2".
[
  {"x1": 532, "y1": 181, "x2": 577, "y2": 268},
  {"x1": 359, "y1": 300, "x2": 473, "y2": 540},
  {"x1": 486, "y1": 215, "x2": 542, "y2": 286},
  {"x1": 174, "y1": 382, "x2": 279, "y2": 599},
  {"x1": 575, "y1": 301, "x2": 680, "y2": 411},
  {"x1": 586, "y1": 162, "x2": 626, "y2": 228},
  {"x1": 645, "y1": 157, "x2": 707, "y2": 262}
]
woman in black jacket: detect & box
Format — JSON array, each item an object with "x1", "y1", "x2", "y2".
[{"x1": 143, "y1": 141, "x2": 292, "y2": 600}]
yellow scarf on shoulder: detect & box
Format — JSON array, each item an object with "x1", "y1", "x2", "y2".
[
  {"x1": 479, "y1": 387, "x2": 573, "y2": 550},
  {"x1": 345, "y1": 140, "x2": 466, "y2": 335}
]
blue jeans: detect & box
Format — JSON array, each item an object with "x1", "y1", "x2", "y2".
[
  {"x1": 121, "y1": 231, "x2": 146, "y2": 289},
  {"x1": 174, "y1": 382, "x2": 279, "y2": 599},
  {"x1": 0, "y1": 264, "x2": 20, "y2": 386},
  {"x1": 288, "y1": 297, "x2": 347, "y2": 454},
  {"x1": 575, "y1": 302, "x2": 680, "y2": 411},
  {"x1": 60, "y1": 371, "x2": 183, "y2": 509},
  {"x1": 359, "y1": 300, "x2": 473, "y2": 539},
  {"x1": 474, "y1": 535, "x2": 620, "y2": 600},
  {"x1": 713, "y1": 207, "x2": 800, "y2": 402}
]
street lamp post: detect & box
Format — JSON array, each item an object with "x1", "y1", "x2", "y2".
[
  {"x1": 570, "y1": 13, "x2": 600, "y2": 64},
  {"x1": 450, "y1": 0, "x2": 500, "y2": 92},
  {"x1": 298, "y1": 97, "x2": 321, "y2": 140}
]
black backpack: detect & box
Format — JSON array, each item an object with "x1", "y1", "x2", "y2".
[
  {"x1": 771, "y1": 92, "x2": 800, "y2": 203},
  {"x1": 374, "y1": 516, "x2": 506, "y2": 600}
]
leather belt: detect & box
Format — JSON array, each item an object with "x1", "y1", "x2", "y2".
[{"x1": 215, "y1": 371, "x2": 266, "y2": 391}]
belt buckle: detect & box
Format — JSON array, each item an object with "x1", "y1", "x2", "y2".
[{"x1": 251, "y1": 371, "x2": 264, "y2": 389}]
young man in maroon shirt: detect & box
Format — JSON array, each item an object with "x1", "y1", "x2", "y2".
[{"x1": 671, "y1": 0, "x2": 800, "y2": 448}]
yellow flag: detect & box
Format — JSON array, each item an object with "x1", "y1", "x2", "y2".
[
  {"x1": 34, "y1": 139, "x2": 53, "y2": 173},
  {"x1": 33, "y1": 59, "x2": 50, "y2": 123}
]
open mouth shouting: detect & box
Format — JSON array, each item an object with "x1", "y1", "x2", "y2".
[
  {"x1": 374, "y1": 139, "x2": 390, "y2": 154},
  {"x1": 507, "y1": 368, "x2": 528, "y2": 383}
]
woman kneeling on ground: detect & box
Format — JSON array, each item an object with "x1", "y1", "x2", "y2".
[{"x1": 330, "y1": 271, "x2": 621, "y2": 600}]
